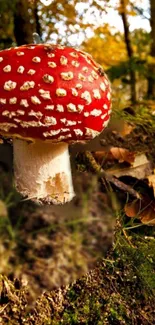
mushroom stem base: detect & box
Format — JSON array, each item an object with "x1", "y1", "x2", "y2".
[{"x1": 13, "y1": 139, "x2": 75, "y2": 204}]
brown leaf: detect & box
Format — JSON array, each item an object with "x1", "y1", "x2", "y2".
[
  {"x1": 112, "y1": 121, "x2": 135, "y2": 137},
  {"x1": 124, "y1": 196, "x2": 155, "y2": 225},
  {"x1": 110, "y1": 147, "x2": 135, "y2": 164},
  {"x1": 107, "y1": 154, "x2": 153, "y2": 179},
  {"x1": 124, "y1": 200, "x2": 141, "y2": 218},
  {"x1": 94, "y1": 150, "x2": 114, "y2": 164},
  {"x1": 147, "y1": 171, "x2": 155, "y2": 197}
]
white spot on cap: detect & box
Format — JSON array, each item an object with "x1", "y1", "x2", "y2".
[
  {"x1": 66, "y1": 120, "x2": 77, "y2": 126},
  {"x1": 88, "y1": 75, "x2": 94, "y2": 83},
  {"x1": 61, "y1": 72, "x2": 74, "y2": 81},
  {"x1": 44, "y1": 116, "x2": 57, "y2": 125},
  {"x1": 82, "y1": 67, "x2": 88, "y2": 73},
  {"x1": 58, "y1": 134, "x2": 72, "y2": 140},
  {"x1": 57, "y1": 45, "x2": 64, "y2": 49},
  {"x1": 0, "y1": 57, "x2": 3, "y2": 62},
  {"x1": 74, "y1": 129, "x2": 83, "y2": 136},
  {"x1": 60, "y1": 56, "x2": 68, "y2": 65},
  {"x1": 56, "y1": 88, "x2": 67, "y2": 97},
  {"x1": 101, "y1": 113, "x2": 108, "y2": 119},
  {"x1": 84, "y1": 112, "x2": 89, "y2": 117},
  {"x1": 43, "y1": 129, "x2": 60, "y2": 137},
  {"x1": 0, "y1": 123, "x2": 17, "y2": 132},
  {"x1": 85, "y1": 128, "x2": 100, "y2": 138},
  {"x1": 32, "y1": 56, "x2": 41, "y2": 63},
  {"x1": 17, "y1": 66, "x2": 25, "y2": 74},
  {"x1": 86, "y1": 57, "x2": 91, "y2": 64},
  {"x1": 0, "y1": 98, "x2": 6, "y2": 104},
  {"x1": 60, "y1": 118, "x2": 66, "y2": 124},
  {"x1": 71, "y1": 88, "x2": 78, "y2": 97},
  {"x1": 91, "y1": 70, "x2": 98, "y2": 79},
  {"x1": 3, "y1": 65, "x2": 11, "y2": 72},
  {"x1": 76, "y1": 83, "x2": 82, "y2": 89},
  {"x1": 67, "y1": 103, "x2": 77, "y2": 112},
  {"x1": 17, "y1": 110, "x2": 25, "y2": 115},
  {"x1": 21, "y1": 121, "x2": 42, "y2": 128},
  {"x1": 45, "y1": 105, "x2": 54, "y2": 110},
  {"x1": 4, "y1": 81, "x2": 17, "y2": 91},
  {"x1": 43, "y1": 74, "x2": 54, "y2": 84},
  {"x1": 2, "y1": 110, "x2": 16, "y2": 118},
  {"x1": 48, "y1": 61, "x2": 57, "y2": 68},
  {"x1": 72, "y1": 60, "x2": 80, "y2": 67},
  {"x1": 107, "y1": 92, "x2": 111, "y2": 100},
  {"x1": 28, "y1": 110, "x2": 43, "y2": 119},
  {"x1": 102, "y1": 119, "x2": 109, "y2": 128},
  {"x1": 27, "y1": 69, "x2": 36, "y2": 75},
  {"x1": 9, "y1": 97, "x2": 17, "y2": 104},
  {"x1": 31, "y1": 96, "x2": 41, "y2": 105},
  {"x1": 100, "y1": 82, "x2": 106, "y2": 91},
  {"x1": 104, "y1": 79, "x2": 109, "y2": 85},
  {"x1": 90, "y1": 109, "x2": 102, "y2": 116},
  {"x1": 81, "y1": 91, "x2": 91, "y2": 104},
  {"x1": 56, "y1": 104, "x2": 64, "y2": 112},
  {"x1": 39, "y1": 89, "x2": 51, "y2": 100},
  {"x1": 27, "y1": 46, "x2": 35, "y2": 49},
  {"x1": 60, "y1": 118, "x2": 76, "y2": 126},
  {"x1": 103, "y1": 104, "x2": 108, "y2": 109},
  {"x1": 61, "y1": 128, "x2": 70, "y2": 133},
  {"x1": 70, "y1": 52, "x2": 78, "y2": 58},
  {"x1": 47, "y1": 53, "x2": 55, "y2": 58},
  {"x1": 20, "y1": 99, "x2": 29, "y2": 107},
  {"x1": 16, "y1": 51, "x2": 24, "y2": 56},
  {"x1": 20, "y1": 81, "x2": 35, "y2": 91},
  {"x1": 93, "y1": 89, "x2": 101, "y2": 99},
  {"x1": 78, "y1": 73, "x2": 86, "y2": 81},
  {"x1": 77, "y1": 105, "x2": 84, "y2": 113}
]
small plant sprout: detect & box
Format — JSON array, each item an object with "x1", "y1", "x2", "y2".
[{"x1": 0, "y1": 44, "x2": 111, "y2": 204}]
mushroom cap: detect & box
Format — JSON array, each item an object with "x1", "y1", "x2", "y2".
[{"x1": 0, "y1": 44, "x2": 111, "y2": 142}]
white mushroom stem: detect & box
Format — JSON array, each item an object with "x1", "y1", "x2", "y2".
[{"x1": 13, "y1": 139, "x2": 75, "y2": 204}]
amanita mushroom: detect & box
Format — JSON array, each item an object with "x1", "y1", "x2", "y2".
[{"x1": 0, "y1": 44, "x2": 111, "y2": 204}]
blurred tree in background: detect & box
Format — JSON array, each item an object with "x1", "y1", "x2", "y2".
[
  {"x1": 147, "y1": 0, "x2": 155, "y2": 99},
  {"x1": 0, "y1": 0, "x2": 154, "y2": 104}
]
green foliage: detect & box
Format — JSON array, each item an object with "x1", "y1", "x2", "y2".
[{"x1": 108, "y1": 57, "x2": 148, "y2": 83}]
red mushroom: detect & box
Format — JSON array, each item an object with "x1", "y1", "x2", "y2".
[{"x1": 0, "y1": 44, "x2": 111, "y2": 204}]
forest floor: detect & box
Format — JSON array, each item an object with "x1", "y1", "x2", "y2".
[{"x1": 0, "y1": 102, "x2": 155, "y2": 324}]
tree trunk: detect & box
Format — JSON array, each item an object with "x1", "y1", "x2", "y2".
[
  {"x1": 147, "y1": 0, "x2": 155, "y2": 99},
  {"x1": 120, "y1": 0, "x2": 137, "y2": 103},
  {"x1": 13, "y1": 0, "x2": 34, "y2": 45},
  {"x1": 34, "y1": 2, "x2": 42, "y2": 41}
]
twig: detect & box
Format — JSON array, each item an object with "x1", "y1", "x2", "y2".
[
  {"x1": 122, "y1": 229, "x2": 135, "y2": 248},
  {"x1": 84, "y1": 151, "x2": 141, "y2": 200}
]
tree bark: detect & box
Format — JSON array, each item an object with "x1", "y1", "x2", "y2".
[
  {"x1": 147, "y1": 0, "x2": 155, "y2": 99},
  {"x1": 34, "y1": 2, "x2": 42, "y2": 41},
  {"x1": 13, "y1": 0, "x2": 34, "y2": 45},
  {"x1": 120, "y1": 0, "x2": 137, "y2": 103}
]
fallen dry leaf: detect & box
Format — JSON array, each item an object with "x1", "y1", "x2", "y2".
[
  {"x1": 94, "y1": 147, "x2": 135, "y2": 165},
  {"x1": 107, "y1": 153, "x2": 153, "y2": 179},
  {"x1": 124, "y1": 196, "x2": 155, "y2": 225},
  {"x1": 147, "y1": 170, "x2": 155, "y2": 197},
  {"x1": 94, "y1": 150, "x2": 114, "y2": 164},
  {"x1": 112, "y1": 121, "x2": 135, "y2": 137},
  {"x1": 110, "y1": 147, "x2": 135, "y2": 164}
]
